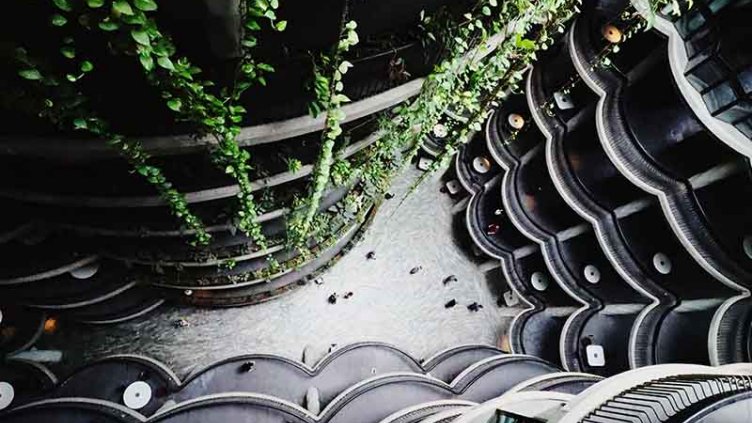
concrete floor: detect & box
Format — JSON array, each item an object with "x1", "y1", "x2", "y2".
[{"x1": 36, "y1": 168, "x2": 520, "y2": 377}]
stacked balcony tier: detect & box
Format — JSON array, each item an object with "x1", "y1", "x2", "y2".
[
  {"x1": 455, "y1": 0, "x2": 752, "y2": 377},
  {"x1": 0, "y1": 0, "x2": 462, "y2": 321}
]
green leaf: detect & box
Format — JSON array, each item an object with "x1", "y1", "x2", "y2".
[
  {"x1": 152, "y1": 42, "x2": 172, "y2": 57},
  {"x1": 134, "y1": 0, "x2": 157, "y2": 11},
  {"x1": 80, "y1": 60, "x2": 94, "y2": 72},
  {"x1": 73, "y1": 118, "x2": 88, "y2": 130},
  {"x1": 257, "y1": 63, "x2": 274, "y2": 72},
  {"x1": 333, "y1": 93, "x2": 351, "y2": 103},
  {"x1": 53, "y1": 0, "x2": 72, "y2": 11},
  {"x1": 245, "y1": 20, "x2": 261, "y2": 31},
  {"x1": 139, "y1": 54, "x2": 154, "y2": 71},
  {"x1": 308, "y1": 102, "x2": 321, "y2": 118},
  {"x1": 482, "y1": 6, "x2": 491, "y2": 15},
  {"x1": 98, "y1": 20, "x2": 119, "y2": 31},
  {"x1": 330, "y1": 108, "x2": 346, "y2": 121},
  {"x1": 338, "y1": 61, "x2": 353, "y2": 74},
  {"x1": 51, "y1": 14, "x2": 68, "y2": 26},
  {"x1": 18, "y1": 69, "x2": 42, "y2": 80},
  {"x1": 157, "y1": 56, "x2": 175, "y2": 70},
  {"x1": 230, "y1": 105, "x2": 246, "y2": 115},
  {"x1": 112, "y1": 0, "x2": 134, "y2": 15},
  {"x1": 60, "y1": 46, "x2": 76, "y2": 58},
  {"x1": 167, "y1": 98, "x2": 182, "y2": 111},
  {"x1": 122, "y1": 13, "x2": 146, "y2": 24},
  {"x1": 131, "y1": 29, "x2": 150, "y2": 45},
  {"x1": 514, "y1": 34, "x2": 536, "y2": 51},
  {"x1": 275, "y1": 20, "x2": 287, "y2": 31},
  {"x1": 87, "y1": 0, "x2": 105, "y2": 7}
]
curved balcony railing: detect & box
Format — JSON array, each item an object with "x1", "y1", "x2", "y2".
[
  {"x1": 560, "y1": 0, "x2": 740, "y2": 369},
  {"x1": 0, "y1": 343, "x2": 561, "y2": 423},
  {"x1": 521, "y1": 38, "x2": 655, "y2": 376},
  {"x1": 567, "y1": 0, "x2": 752, "y2": 365}
]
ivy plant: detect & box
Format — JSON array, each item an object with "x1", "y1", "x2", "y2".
[
  {"x1": 420, "y1": 0, "x2": 685, "y2": 188},
  {"x1": 13, "y1": 12, "x2": 211, "y2": 245},
  {"x1": 322, "y1": 0, "x2": 582, "y2": 214},
  {"x1": 8, "y1": 0, "x2": 687, "y2": 273},
  {"x1": 287, "y1": 19, "x2": 359, "y2": 247},
  {"x1": 49, "y1": 0, "x2": 286, "y2": 250}
]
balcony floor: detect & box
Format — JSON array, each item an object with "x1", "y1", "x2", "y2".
[{"x1": 32, "y1": 168, "x2": 518, "y2": 377}]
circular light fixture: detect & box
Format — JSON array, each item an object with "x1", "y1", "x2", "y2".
[
  {"x1": 653, "y1": 253, "x2": 672, "y2": 275},
  {"x1": 507, "y1": 113, "x2": 525, "y2": 129},
  {"x1": 70, "y1": 262, "x2": 100, "y2": 280},
  {"x1": 602, "y1": 24, "x2": 622, "y2": 43},
  {"x1": 473, "y1": 156, "x2": 492, "y2": 174},
  {"x1": 43, "y1": 317, "x2": 58, "y2": 334},
  {"x1": 531, "y1": 272, "x2": 549, "y2": 291},
  {"x1": 0, "y1": 382, "x2": 15, "y2": 411},
  {"x1": 584, "y1": 265, "x2": 601, "y2": 284},
  {"x1": 123, "y1": 381, "x2": 152, "y2": 410}
]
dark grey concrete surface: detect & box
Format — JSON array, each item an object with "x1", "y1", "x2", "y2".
[{"x1": 35, "y1": 168, "x2": 520, "y2": 377}]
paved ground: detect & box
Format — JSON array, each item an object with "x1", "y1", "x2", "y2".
[{"x1": 37, "y1": 167, "x2": 520, "y2": 377}]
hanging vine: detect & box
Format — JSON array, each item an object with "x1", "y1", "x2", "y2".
[
  {"x1": 12, "y1": 1, "x2": 211, "y2": 245},
  {"x1": 314, "y1": 0, "x2": 576, "y2": 213},
  {"x1": 275, "y1": 0, "x2": 690, "y2": 271},
  {"x1": 287, "y1": 17, "x2": 359, "y2": 248},
  {"x1": 407, "y1": 0, "x2": 687, "y2": 195},
  {"x1": 271, "y1": 0, "x2": 573, "y2": 245},
  {"x1": 59, "y1": 0, "x2": 285, "y2": 250},
  {"x1": 397, "y1": 0, "x2": 577, "y2": 198},
  {"x1": 4, "y1": 0, "x2": 689, "y2": 277}
]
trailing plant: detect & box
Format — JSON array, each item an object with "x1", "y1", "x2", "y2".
[
  {"x1": 60, "y1": 0, "x2": 285, "y2": 251},
  {"x1": 11, "y1": 13, "x2": 211, "y2": 245},
  {"x1": 402, "y1": 0, "x2": 579, "y2": 197},
  {"x1": 402, "y1": 0, "x2": 690, "y2": 206},
  {"x1": 315, "y1": 0, "x2": 687, "y2": 228},
  {"x1": 5, "y1": 0, "x2": 690, "y2": 282},
  {"x1": 315, "y1": 0, "x2": 565, "y2": 210},
  {"x1": 314, "y1": 0, "x2": 582, "y2": 217},
  {"x1": 214, "y1": 186, "x2": 374, "y2": 285},
  {"x1": 287, "y1": 18, "x2": 359, "y2": 248}
]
